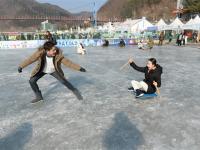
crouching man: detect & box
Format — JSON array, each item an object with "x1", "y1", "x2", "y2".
[{"x1": 18, "y1": 41, "x2": 86, "y2": 103}]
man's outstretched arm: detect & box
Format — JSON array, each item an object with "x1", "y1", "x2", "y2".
[
  {"x1": 18, "y1": 50, "x2": 43, "y2": 73},
  {"x1": 61, "y1": 57, "x2": 86, "y2": 72}
]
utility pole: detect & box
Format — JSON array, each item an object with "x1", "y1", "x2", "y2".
[
  {"x1": 177, "y1": 0, "x2": 184, "y2": 18},
  {"x1": 93, "y1": 2, "x2": 97, "y2": 27},
  {"x1": 177, "y1": 0, "x2": 183, "y2": 10}
]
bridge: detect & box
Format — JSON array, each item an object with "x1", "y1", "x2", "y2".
[{"x1": 0, "y1": 16, "x2": 124, "y2": 24}]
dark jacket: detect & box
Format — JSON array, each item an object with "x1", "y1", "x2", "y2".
[
  {"x1": 119, "y1": 40, "x2": 125, "y2": 47},
  {"x1": 159, "y1": 33, "x2": 165, "y2": 41},
  {"x1": 45, "y1": 35, "x2": 57, "y2": 45},
  {"x1": 19, "y1": 47, "x2": 81, "y2": 77},
  {"x1": 130, "y1": 62, "x2": 163, "y2": 93}
]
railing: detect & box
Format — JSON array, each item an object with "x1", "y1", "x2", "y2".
[{"x1": 0, "y1": 16, "x2": 124, "y2": 22}]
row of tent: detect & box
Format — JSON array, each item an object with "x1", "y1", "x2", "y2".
[
  {"x1": 99, "y1": 16, "x2": 200, "y2": 32},
  {"x1": 156, "y1": 15, "x2": 200, "y2": 31}
]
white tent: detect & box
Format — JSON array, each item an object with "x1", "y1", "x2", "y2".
[
  {"x1": 193, "y1": 15, "x2": 200, "y2": 24},
  {"x1": 183, "y1": 18, "x2": 195, "y2": 30},
  {"x1": 192, "y1": 15, "x2": 200, "y2": 30},
  {"x1": 130, "y1": 17, "x2": 153, "y2": 32},
  {"x1": 114, "y1": 17, "x2": 153, "y2": 32},
  {"x1": 156, "y1": 19, "x2": 167, "y2": 31},
  {"x1": 165, "y1": 17, "x2": 184, "y2": 30},
  {"x1": 186, "y1": 18, "x2": 194, "y2": 25},
  {"x1": 183, "y1": 15, "x2": 200, "y2": 30},
  {"x1": 115, "y1": 19, "x2": 141, "y2": 32}
]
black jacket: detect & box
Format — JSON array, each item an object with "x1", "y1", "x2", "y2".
[
  {"x1": 45, "y1": 35, "x2": 57, "y2": 45},
  {"x1": 130, "y1": 62, "x2": 163, "y2": 93}
]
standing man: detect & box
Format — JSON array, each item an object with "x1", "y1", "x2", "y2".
[
  {"x1": 168, "y1": 32, "x2": 173, "y2": 43},
  {"x1": 45, "y1": 31, "x2": 57, "y2": 45},
  {"x1": 177, "y1": 32, "x2": 183, "y2": 46},
  {"x1": 18, "y1": 41, "x2": 86, "y2": 103},
  {"x1": 182, "y1": 32, "x2": 186, "y2": 46},
  {"x1": 158, "y1": 32, "x2": 165, "y2": 46}
]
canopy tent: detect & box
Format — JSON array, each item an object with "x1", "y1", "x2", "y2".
[
  {"x1": 183, "y1": 15, "x2": 200, "y2": 31},
  {"x1": 183, "y1": 18, "x2": 195, "y2": 30},
  {"x1": 192, "y1": 15, "x2": 200, "y2": 30},
  {"x1": 115, "y1": 19, "x2": 141, "y2": 32},
  {"x1": 114, "y1": 17, "x2": 153, "y2": 32},
  {"x1": 155, "y1": 19, "x2": 168, "y2": 31},
  {"x1": 97, "y1": 16, "x2": 200, "y2": 35},
  {"x1": 164, "y1": 17, "x2": 184, "y2": 31},
  {"x1": 130, "y1": 17, "x2": 154, "y2": 32}
]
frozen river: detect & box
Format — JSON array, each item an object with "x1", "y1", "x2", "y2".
[{"x1": 0, "y1": 45, "x2": 200, "y2": 150}]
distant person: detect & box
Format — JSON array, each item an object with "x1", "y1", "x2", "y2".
[
  {"x1": 182, "y1": 32, "x2": 186, "y2": 46},
  {"x1": 45, "y1": 31, "x2": 57, "y2": 45},
  {"x1": 18, "y1": 41, "x2": 86, "y2": 103},
  {"x1": 139, "y1": 37, "x2": 154, "y2": 51},
  {"x1": 184, "y1": 33, "x2": 188, "y2": 45},
  {"x1": 138, "y1": 40, "x2": 145, "y2": 50},
  {"x1": 45, "y1": 31, "x2": 53, "y2": 41},
  {"x1": 77, "y1": 43, "x2": 86, "y2": 55},
  {"x1": 192, "y1": 32, "x2": 198, "y2": 43},
  {"x1": 158, "y1": 32, "x2": 165, "y2": 46},
  {"x1": 147, "y1": 36, "x2": 154, "y2": 50},
  {"x1": 119, "y1": 39, "x2": 126, "y2": 47},
  {"x1": 128, "y1": 58, "x2": 162, "y2": 98},
  {"x1": 102, "y1": 40, "x2": 109, "y2": 47},
  {"x1": 168, "y1": 32, "x2": 173, "y2": 43},
  {"x1": 177, "y1": 33, "x2": 183, "y2": 46}
]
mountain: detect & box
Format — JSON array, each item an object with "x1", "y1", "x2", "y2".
[
  {"x1": 74, "y1": 11, "x2": 92, "y2": 17},
  {"x1": 0, "y1": 0, "x2": 91, "y2": 31},
  {"x1": 98, "y1": 0, "x2": 177, "y2": 21},
  {"x1": 98, "y1": 0, "x2": 127, "y2": 20},
  {"x1": 0, "y1": 0, "x2": 72, "y2": 17}
]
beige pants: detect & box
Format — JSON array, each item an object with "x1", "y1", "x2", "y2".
[{"x1": 131, "y1": 80, "x2": 148, "y2": 92}]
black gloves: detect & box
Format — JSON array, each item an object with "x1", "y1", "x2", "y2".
[
  {"x1": 80, "y1": 67, "x2": 86, "y2": 72},
  {"x1": 18, "y1": 67, "x2": 22, "y2": 73}
]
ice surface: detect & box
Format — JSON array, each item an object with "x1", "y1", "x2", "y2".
[{"x1": 0, "y1": 45, "x2": 200, "y2": 150}]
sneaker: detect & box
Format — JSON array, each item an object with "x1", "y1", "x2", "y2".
[
  {"x1": 128, "y1": 87, "x2": 135, "y2": 91},
  {"x1": 31, "y1": 91, "x2": 43, "y2": 103},
  {"x1": 31, "y1": 98, "x2": 43, "y2": 103},
  {"x1": 135, "y1": 90, "x2": 144, "y2": 98}
]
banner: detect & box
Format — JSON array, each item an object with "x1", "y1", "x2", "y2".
[
  {"x1": 0, "y1": 40, "x2": 42, "y2": 49},
  {"x1": 0, "y1": 39, "x2": 137, "y2": 49}
]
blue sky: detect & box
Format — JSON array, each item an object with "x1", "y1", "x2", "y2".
[{"x1": 37, "y1": 0, "x2": 107, "y2": 13}]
